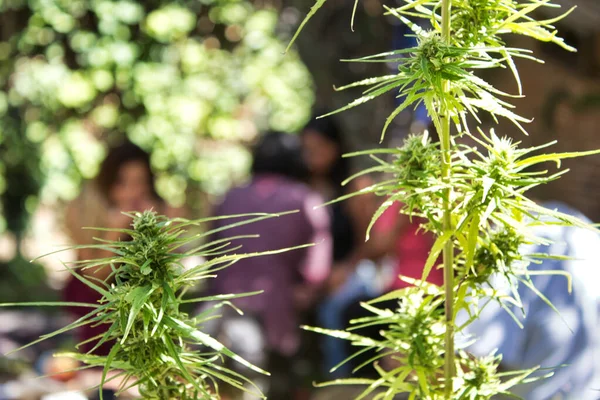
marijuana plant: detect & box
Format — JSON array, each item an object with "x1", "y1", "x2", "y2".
[
  {"x1": 290, "y1": 0, "x2": 599, "y2": 399},
  {"x1": 2, "y1": 210, "x2": 304, "y2": 399}
]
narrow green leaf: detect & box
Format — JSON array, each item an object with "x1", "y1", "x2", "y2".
[
  {"x1": 320, "y1": 82, "x2": 407, "y2": 120},
  {"x1": 465, "y1": 214, "x2": 481, "y2": 274},
  {"x1": 121, "y1": 285, "x2": 156, "y2": 344},
  {"x1": 8, "y1": 304, "x2": 109, "y2": 355},
  {"x1": 63, "y1": 263, "x2": 111, "y2": 299},
  {"x1": 162, "y1": 334, "x2": 210, "y2": 397},
  {"x1": 421, "y1": 231, "x2": 453, "y2": 282},
  {"x1": 516, "y1": 148, "x2": 600, "y2": 169},
  {"x1": 100, "y1": 342, "x2": 121, "y2": 400},
  {"x1": 333, "y1": 75, "x2": 401, "y2": 91},
  {"x1": 351, "y1": 0, "x2": 359, "y2": 31},
  {"x1": 381, "y1": 93, "x2": 421, "y2": 142},
  {"x1": 167, "y1": 316, "x2": 270, "y2": 376},
  {"x1": 481, "y1": 176, "x2": 495, "y2": 203},
  {"x1": 0, "y1": 301, "x2": 98, "y2": 308},
  {"x1": 520, "y1": 277, "x2": 573, "y2": 333},
  {"x1": 180, "y1": 291, "x2": 263, "y2": 304},
  {"x1": 86, "y1": 321, "x2": 118, "y2": 356},
  {"x1": 285, "y1": 0, "x2": 328, "y2": 53},
  {"x1": 365, "y1": 196, "x2": 401, "y2": 241},
  {"x1": 501, "y1": 48, "x2": 522, "y2": 95}
]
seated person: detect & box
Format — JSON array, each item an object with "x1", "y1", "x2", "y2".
[{"x1": 464, "y1": 201, "x2": 600, "y2": 400}]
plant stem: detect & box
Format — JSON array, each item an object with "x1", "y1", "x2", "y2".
[
  {"x1": 440, "y1": 0, "x2": 455, "y2": 398},
  {"x1": 160, "y1": 377, "x2": 171, "y2": 399}
]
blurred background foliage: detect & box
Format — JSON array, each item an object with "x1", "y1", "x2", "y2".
[
  {"x1": 0, "y1": 0, "x2": 315, "y2": 235},
  {"x1": 0, "y1": 0, "x2": 400, "y2": 301}
]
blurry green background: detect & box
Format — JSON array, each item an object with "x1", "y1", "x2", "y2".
[
  {"x1": 0, "y1": 0, "x2": 316, "y2": 212},
  {"x1": 0, "y1": 0, "x2": 314, "y2": 299},
  {"x1": 0, "y1": 0, "x2": 394, "y2": 298}
]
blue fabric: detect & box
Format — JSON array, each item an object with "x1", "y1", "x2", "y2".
[
  {"x1": 317, "y1": 262, "x2": 380, "y2": 378},
  {"x1": 464, "y1": 202, "x2": 600, "y2": 400},
  {"x1": 393, "y1": 22, "x2": 417, "y2": 50}
]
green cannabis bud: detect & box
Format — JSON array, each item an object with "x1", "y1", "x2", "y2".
[{"x1": 7, "y1": 210, "x2": 294, "y2": 399}]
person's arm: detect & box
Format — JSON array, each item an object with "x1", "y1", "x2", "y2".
[
  {"x1": 344, "y1": 176, "x2": 413, "y2": 261},
  {"x1": 363, "y1": 201, "x2": 412, "y2": 261},
  {"x1": 295, "y1": 192, "x2": 333, "y2": 310},
  {"x1": 344, "y1": 176, "x2": 379, "y2": 263},
  {"x1": 299, "y1": 192, "x2": 332, "y2": 284},
  {"x1": 324, "y1": 175, "x2": 382, "y2": 293}
]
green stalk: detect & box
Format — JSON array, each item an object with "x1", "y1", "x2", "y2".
[
  {"x1": 160, "y1": 377, "x2": 171, "y2": 399},
  {"x1": 440, "y1": 0, "x2": 455, "y2": 397}
]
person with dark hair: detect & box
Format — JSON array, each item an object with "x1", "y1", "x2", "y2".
[
  {"x1": 93, "y1": 140, "x2": 160, "y2": 209},
  {"x1": 63, "y1": 140, "x2": 183, "y2": 356},
  {"x1": 206, "y1": 132, "x2": 332, "y2": 399},
  {"x1": 251, "y1": 131, "x2": 308, "y2": 181},
  {"x1": 301, "y1": 115, "x2": 381, "y2": 377},
  {"x1": 302, "y1": 116, "x2": 376, "y2": 270}
]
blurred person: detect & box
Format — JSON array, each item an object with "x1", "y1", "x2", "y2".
[
  {"x1": 334, "y1": 125, "x2": 444, "y2": 376},
  {"x1": 370, "y1": 200, "x2": 443, "y2": 290},
  {"x1": 463, "y1": 201, "x2": 600, "y2": 400},
  {"x1": 301, "y1": 116, "x2": 380, "y2": 377},
  {"x1": 63, "y1": 140, "x2": 183, "y2": 356},
  {"x1": 338, "y1": 200, "x2": 443, "y2": 378},
  {"x1": 205, "y1": 132, "x2": 332, "y2": 400},
  {"x1": 370, "y1": 123, "x2": 442, "y2": 291}
]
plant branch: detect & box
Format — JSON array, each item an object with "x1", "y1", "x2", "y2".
[{"x1": 440, "y1": 0, "x2": 455, "y2": 398}]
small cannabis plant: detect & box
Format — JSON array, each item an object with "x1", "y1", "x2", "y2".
[
  {"x1": 2, "y1": 210, "x2": 303, "y2": 399},
  {"x1": 290, "y1": 0, "x2": 598, "y2": 398}
]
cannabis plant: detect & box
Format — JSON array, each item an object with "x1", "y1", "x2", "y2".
[
  {"x1": 2, "y1": 210, "x2": 303, "y2": 399},
  {"x1": 290, "y1": 0, "x2": 598, "y2": 399}
]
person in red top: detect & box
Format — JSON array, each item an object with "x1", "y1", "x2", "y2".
[
  {"x1": 374, "y1": 200, "x2": 443, "y2": 290},
  {"x1": 338, "y1": 199, "x2": 442, "y2": 377}
]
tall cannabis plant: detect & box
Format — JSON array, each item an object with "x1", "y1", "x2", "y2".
[
  {"x1": 2, "y1": 210, "x2": 304, "y2": 399},
  {"x1": 289, "y1": 0, "x2": 598, "y2": 398}
]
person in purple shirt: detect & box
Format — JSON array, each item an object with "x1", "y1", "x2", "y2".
[{"x1": 205, "y1": 132, "x2": 332, "y2": 399}]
